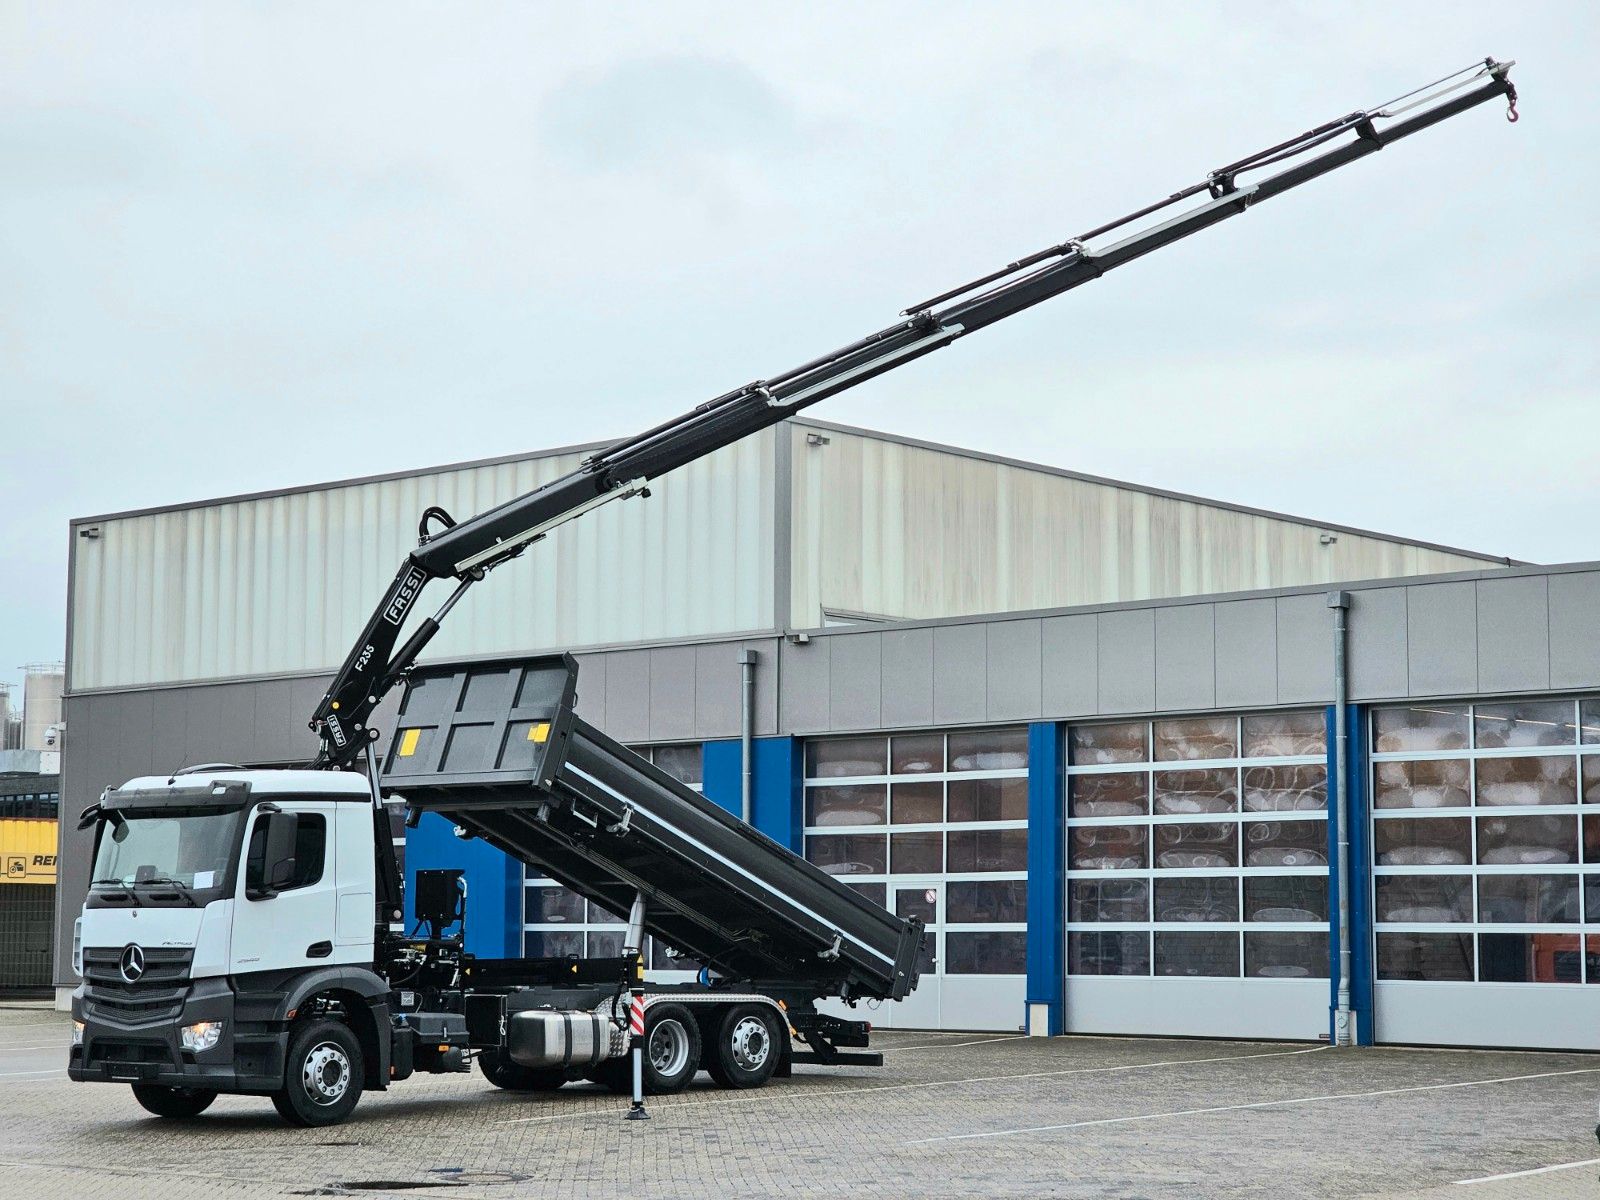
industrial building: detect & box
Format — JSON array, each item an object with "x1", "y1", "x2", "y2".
[{"x1": 56, "y1": 418, "x2": 1600, "y2": 1051}]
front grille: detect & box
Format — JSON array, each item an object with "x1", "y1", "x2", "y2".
[
  {"x1": 84, "y1": 983, "x2": 188, "y2": 1025},
  {"x1": 82, "y1": 945, "x2": 193, "y2": 986}
]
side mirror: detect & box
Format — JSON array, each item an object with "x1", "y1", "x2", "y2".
[{"x1": 247, "y1": 812, "x2": 299, "y2": 900}]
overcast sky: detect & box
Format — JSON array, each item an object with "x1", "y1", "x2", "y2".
[{"x1": 2, "y1": 2, "x2": 1596, "y2": 697}]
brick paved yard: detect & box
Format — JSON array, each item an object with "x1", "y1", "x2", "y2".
[{"x1": 3, "y1": 1006, "x2": 1597, "y2": 1198}]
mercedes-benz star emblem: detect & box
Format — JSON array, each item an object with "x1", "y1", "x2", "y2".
[{"x1": 119, "y1": 943, "x2": 145, "y2": 983}]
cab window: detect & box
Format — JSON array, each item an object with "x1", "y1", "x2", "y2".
[{"x1": 244, "y1": 814, "x2": 328, "y2": 892}]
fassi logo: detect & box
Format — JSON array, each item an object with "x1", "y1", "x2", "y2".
[{"x1": 383, "y1": 567, "x2": 428, "y2": 626}]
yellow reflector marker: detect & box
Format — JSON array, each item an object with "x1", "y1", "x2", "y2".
[
  {"x1": 528, "y1": 722, "x2": 550, "y2": 744},
  {"x1": 397, "y1": 729, "x2": 421, "y2": 758}
]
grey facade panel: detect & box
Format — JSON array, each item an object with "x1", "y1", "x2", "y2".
[
  {"x1": 932, "y1": 624, "x2": 988, "y2": 725},
  {"x1": 1548, "y1": 571, "x2": 1600, "y2": 691},
  {"x1": 748, "y1": 640, "x2": 781, "y2": 738},
  {"x1": 1475, "y1": 575, "x2": 1550, "y2": 694},
  {"x1": 603, "y1": 650, "x2": 651, "y2": 743},
  {"x1": 1040, "y1": 614, "x2": 1097, "y2": 718},
  {"x1": 647, "y1": 646, "x2": 698, "y2": 743},
  {"x1": 693, "y1": 642, "x2": 742, "y2": 741},
  {"x1": 828, "y1": 633, "x2": 884, "y2": 732},
  {"x1": 1154, "y1": 605, "x2": 1216, "y2": 712},
  {"x1": 1275, "y1": 594, "x2": 1333, "y2": 705},
  {"x1": 1348, "y1": 587, "x2": 1408, "y2": 700},
  {"x1": 780, "y1": 640, "x2": 831, "y2": 734},
  {"x1": 573, "y1": 653, "x2": 606, "y2": 728},
  {"x1": 1406, "y1": 581, "x2": 1479, "y2": 697},
  {"x1": 251, "y1": 680, "x2": 295, "y2": 764},
  {"x1": 1097, "y1": 609, "x2": 1155, "y2": 714},
  {"x1": 1212, "y1": 599, "x2": 1277, "y2": 709},
  {"x1": 986, "y1": 620, "x2": 1043, "y2": 723},
  {"x1": 880, "y1": 627, "x2": 935, "y2": 729}
]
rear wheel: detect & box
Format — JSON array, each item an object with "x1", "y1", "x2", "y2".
[
  {"x1": 271, "y1": 1018, "x2": 364, "y2": 1127},
  {"x1": 642, "y1": 1004, "x2": 700, "y2": 1094},
  {"x1": 705, "y1": 1004, "x2": 780, "y2": 1090},
  {"x1": 479, "y1": 1049, "x2": 568, "y2": 1092},
  {"x1": 131, "y1": 1084, "x2": 218, "y2": 1119},
  {"x1": 588, "y1": 1003, "x2": 702, "y2": 1095}
]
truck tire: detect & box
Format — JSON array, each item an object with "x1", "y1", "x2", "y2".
[
  {"x1": 271, "y1": 1018, "x2": 365, "y2": 1127},
  {"x1": 704, "y1": 1004, "x2": 780, "y2": 1090},
  {"x1": 642, "y1": 1003, "x2": 700, "y2": 1094},
  {"x1": 131, "y1": 1084, "x2": 218, "y2": 1119},
  {"x1": 479, "y1": 1048, "x2": 568, "y2": 1092},
  {"x1": 588, "y1": 1004, "x2": 701, "y2": 1095}
]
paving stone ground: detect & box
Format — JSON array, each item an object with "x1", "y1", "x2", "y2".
[{"x1": 4, "y1": 1006, "x2": 1597, "y2": 1198}]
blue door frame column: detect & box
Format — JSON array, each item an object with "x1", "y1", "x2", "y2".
[
  {"x1": 1025, "y1": 721, "x2": 1065, "y2": 1036},
  {"x1": 704, "y1": 737, "x2": 804, "y2": 852},
  {"x1": 1325, "y1": 703, "x2": 1374, "y2": 1046}
]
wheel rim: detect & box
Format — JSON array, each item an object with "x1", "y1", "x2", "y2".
[
  {"x1": 302, "y1": 1041, "x2": 352, "y2": 1105},
  {"x1": 729, "y1": 1015, "x2": 770, "y2": 1071},
  {"x1": 648, "y1": 1018, "x2": 691, "y2": 1077}
]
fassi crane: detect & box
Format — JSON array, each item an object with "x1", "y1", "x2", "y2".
[{"x1": 310, "y1": 58, "x2": 1518, "y2": 770}]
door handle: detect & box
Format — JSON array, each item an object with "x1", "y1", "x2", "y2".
[{"x1": 306, "y1": 941, "x2": 333, "y2": 959}]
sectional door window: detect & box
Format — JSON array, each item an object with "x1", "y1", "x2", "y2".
[
  {"x1": 1066, "y1": 711, "x2": 1330, "y2": 980},
  {"x1": 802, "y1": 729, "x2": 1030, "y2": 976},
  {"x1": 1370, "y1": 699, "x2": 1600, "y2": 985}
]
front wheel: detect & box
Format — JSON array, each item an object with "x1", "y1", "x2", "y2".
[
  {"x1": 271, "y1": 1018, "x2": 365, "y2": 1127},
  {"x1": 131, "y1": 1083, "x2": 218, "y2": 1119},
  {"x1": 705, "y1": 1004, "x2": 780, "y2": 1090}
]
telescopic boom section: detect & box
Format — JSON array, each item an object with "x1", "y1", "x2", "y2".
[{"x1": 309, "y1": 58, "x2": 1517, "y2": 769}]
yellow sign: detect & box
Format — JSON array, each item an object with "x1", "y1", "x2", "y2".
[
  {"x1": 527, "y1": 722, "x2": 550, "y2": 744},
  {"x1": 397, "y1": 728, "x2": 421, "y2": 758},
  {"x1": 0, "y1": 820, "x2": 57, "y2": 885}
]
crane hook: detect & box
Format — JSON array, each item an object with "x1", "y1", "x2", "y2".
[{"x1": 1505, "y1": 82, "x2": 1519, "y2": 124}]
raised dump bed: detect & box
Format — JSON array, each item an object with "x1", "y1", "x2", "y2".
[{"x1": 382, "y1": 653, "x2": 922, "y2": 1003}]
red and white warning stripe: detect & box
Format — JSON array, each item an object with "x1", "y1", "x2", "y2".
[{"x1": 629, "y1": 991, "x2": 645, "y2": 1038}]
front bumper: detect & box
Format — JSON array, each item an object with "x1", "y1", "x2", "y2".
[{"x1": 68, "y1": 978, "x2": 286, "y2": 1093}]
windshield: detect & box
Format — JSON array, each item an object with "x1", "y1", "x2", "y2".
[{"x1": 90, "y1": 807, "x2": 244, "y2": 896}]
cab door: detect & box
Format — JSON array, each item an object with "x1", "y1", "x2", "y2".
[{"x1": 230, "y1": 803, "x2": 339, "y2": 976}]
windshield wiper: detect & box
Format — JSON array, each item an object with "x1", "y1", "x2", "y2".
[{"x1": 139, "y1": 876, "x2": 199, "y2": 907}]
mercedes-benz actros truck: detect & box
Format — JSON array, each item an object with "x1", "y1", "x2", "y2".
[{"x1": 66, "y1": 60, "x2": 1517, "y2": 1126}]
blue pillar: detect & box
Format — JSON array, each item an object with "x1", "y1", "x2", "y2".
[
  {"x1": 1348, "y1": 705, "x2": 1374, "y2": 1045},
  {"x1": 703, "y1": 736, "x2": 804, "y2": 852},
  {"x1": 1025, "y1": 721, "x2": 1065, "y2": 1035},
  {"x1": 1325, "y1": 704, "x2": 1375, "y2": 1046},
  {"x1": 403, "y1": 812, "x2": 523, "y2": 959}
]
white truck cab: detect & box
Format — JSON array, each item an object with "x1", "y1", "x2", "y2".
[{"x1": 70, "y1": 768, "x2": 405, "y2": 1124}]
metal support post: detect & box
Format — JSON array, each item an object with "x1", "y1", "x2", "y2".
[
  {"x1": 1328, "y1": 591, "x2": 1354, "y2": 1046},
  {"x1": 626, "y1": 988, "x2": 649, "y2": 1120},
  {"x1": 737, "y1": 649, "x2": 757, "y2": 824}
]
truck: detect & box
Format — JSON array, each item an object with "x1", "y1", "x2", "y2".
[{"x1": 68, "y1": 60, "x2": 1517, "y2": 1126}]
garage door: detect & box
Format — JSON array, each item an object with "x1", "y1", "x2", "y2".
[
  {"x1": 1369, "y1": 698, "x2": 1600, "y2": 1050},
  {"x1": 803, "y1": 729, "x2": 1029, "y2": 1031},
  {"x1": 1064, "y1": 711, "x2": 1331, "y2": 1040}
]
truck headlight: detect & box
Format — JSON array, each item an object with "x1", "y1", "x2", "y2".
[
  {"x1": 180, "y1": 1020, "x2": 223, "y2": 1052},
  {"x1": 72, "y1": 1021, "x2": 84, "y2": 1046}
]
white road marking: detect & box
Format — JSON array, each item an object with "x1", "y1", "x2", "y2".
[
  {"x1": 885, "y1": 1035, "x2": 1027, "y2": 1051},
  {"x1": 0, "y1": 1044, "x2": 66, "y2": 1052},
  {"x1": 906, "y1": 1067, "x2": 1600, "y2": 1145},
  {"x1": 1454, "y1": 1157, "x2": 1600, "y2": 1185},
  {"x1": 500, "y1": 1043, "x2": 1327, "y2": 1125},
  {"x1": 0, "y1": 1069, "x2": 64, "y2": 1078}
]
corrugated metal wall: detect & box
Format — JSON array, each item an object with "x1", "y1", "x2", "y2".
[
  {"x1": 787, "y1": 425, "x2": 1498, "y2": 628},
  {"x1": 70, "y1": 434, "x2": 776, "y2": 691}
]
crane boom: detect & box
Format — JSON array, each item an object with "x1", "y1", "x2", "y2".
[{"x1": 310, "y1": 58, "x2": 1517, "y2": 769}]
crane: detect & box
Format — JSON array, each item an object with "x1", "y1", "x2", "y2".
[{"x1": 309, "y1": 57, "x2": 1517, "y2": 771}]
